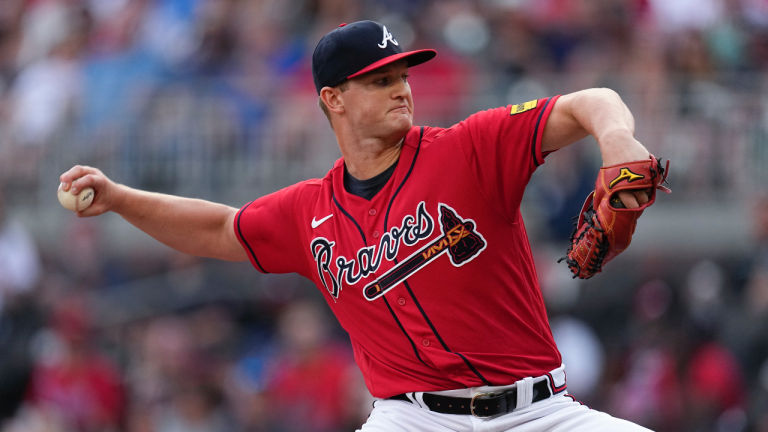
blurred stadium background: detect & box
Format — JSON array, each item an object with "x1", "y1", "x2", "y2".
[{"x1": 0, "y1": 0, "x2": 766, "y2": 431}]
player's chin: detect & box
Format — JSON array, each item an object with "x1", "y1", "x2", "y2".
[{"x1": 388, "y1": 112, "x2": 413, "y2": 133}]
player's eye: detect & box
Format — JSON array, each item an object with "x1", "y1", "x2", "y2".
[{"x1": 402, "y1": 74, "x2": 410, "y2": 82}]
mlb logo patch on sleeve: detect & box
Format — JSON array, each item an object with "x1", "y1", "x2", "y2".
[{"x1": 510, "y1": 100, "x2": 538, "y2": 115}]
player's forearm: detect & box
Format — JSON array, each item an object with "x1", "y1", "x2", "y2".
[
  {"x1": 111, "y1": 184, "x2": 244, "y2": 261},
  {"x1": 569, "y1": 88, "x2": 648, "y2": 166}
]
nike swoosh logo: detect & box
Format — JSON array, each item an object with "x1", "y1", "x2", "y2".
[{"x1": 311, "y1": 214, "x2": 333, "y2": 229}]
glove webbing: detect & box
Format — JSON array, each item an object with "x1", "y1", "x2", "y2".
[{"x1": 558, "y1": 203, "x2": 610, "y2": 279}]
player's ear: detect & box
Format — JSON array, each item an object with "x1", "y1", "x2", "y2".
[{"x1": 320, "y1": 87, "x2": 345, "y2": 115}]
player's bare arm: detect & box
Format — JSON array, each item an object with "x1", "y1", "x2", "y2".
[
  {"x1": 541, "y1": 88, "x2": 651, "y2": 208},
  {"x1": 59, "y1": 165, "x2": 247, "y2": 262}
]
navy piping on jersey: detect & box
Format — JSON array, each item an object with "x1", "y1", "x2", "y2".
[
  {"x1": 333, "y1": 194, "x2": 367, "y2": 246},
  {"x1": 335, "y1": 143, "x2": 427, "y2": 369},
  {"x1": 236, "y1": 201, "x2": 268, "y2": 273},
  {"x1": 401, "y1": 280, "x2": 491, "y2": 386},
  {"x1": 383, "y1": 296, "x2": 429, "y2": 367},
  {"x1": 453, "y1": 352, "x2": 490, "y2": 384},
  {"x1": 384, "y1": 127, "x2": 424, "y2": 231},
  {"x1": 383, "y1": 126, "x2": 493, "y2": 387},
  {"x1": 530, "y1": 97, "x2": 552, "y2": 168}
]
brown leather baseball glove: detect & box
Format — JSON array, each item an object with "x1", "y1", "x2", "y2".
[{"x1": 559, "y1": 155, "x2": 670, "y2": 279}]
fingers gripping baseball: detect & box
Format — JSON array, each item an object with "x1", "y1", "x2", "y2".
[
  {"x1": 615, "y1": 189, "x2": 650, "y2": 209},
  {"x1": 59, "y1": 166, "x2": 116, "y2": 217}
]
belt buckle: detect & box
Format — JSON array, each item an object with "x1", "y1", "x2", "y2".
[{"x1": 470, "y1": 392, "x2": 495, "y2": 418}]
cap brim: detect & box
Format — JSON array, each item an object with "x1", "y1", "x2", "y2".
[{"x1": 347, "y1": 49, "x2": 437, "y2": 79}]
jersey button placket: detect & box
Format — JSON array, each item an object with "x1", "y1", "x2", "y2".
[
  {"x1": 365, "y1": 208, "x2": 379, "y2": 238},
  {"x1": 397, "y1": 297, "x2": 406, "y2": 306},
  {"x1": 422, "y1": 339, "x2": 430, "y2": 347}
]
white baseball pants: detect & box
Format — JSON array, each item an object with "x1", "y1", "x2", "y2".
[
  {"x1": 358, "y1": 393, "x2": 652, "y2": 432},
  {"x1": 358, "y1": 366, "x2": 651, "y2": 432}
]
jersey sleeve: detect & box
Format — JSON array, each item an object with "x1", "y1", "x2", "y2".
[
  {"x1": 458, "y1": 95, "x2": 560, "y2": 220},
  {"x1": 234, "y1": 182, "x2": 312, "y2": 277}
]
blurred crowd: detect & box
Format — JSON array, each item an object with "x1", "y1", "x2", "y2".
[
  {"x1": 0, "y1": 0, "x2": 767, "y2": 197},
  {"x1": 0, "y1": 0, "x2": 768, "y2": 431}
]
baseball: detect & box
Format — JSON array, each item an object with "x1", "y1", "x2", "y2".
[{"x1": 57, "y1": 184, "x2": 95, "y2": 212}]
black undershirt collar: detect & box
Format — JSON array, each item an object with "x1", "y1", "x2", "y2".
[{"x1": 343, "y1": 159, "x2": 399, "y2": 201}]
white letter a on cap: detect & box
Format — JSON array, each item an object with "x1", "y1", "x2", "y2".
[{"x1": 378, "y1": 26, "x2": 399, "y2": 49}]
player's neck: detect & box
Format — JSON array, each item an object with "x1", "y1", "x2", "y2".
[{"x1": 338, "y1": 135, "x2": 404, "y2": 181}]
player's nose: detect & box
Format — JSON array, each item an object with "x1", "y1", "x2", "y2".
[{"x1": 391, "y1": 78, "x2": 410, "y2": 100}]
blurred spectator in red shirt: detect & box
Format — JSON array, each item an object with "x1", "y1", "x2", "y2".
[
  {"x1": 24, "y1": 296, "x2": 124, "y2": 432},
  {"x1": 265, "y1": 299, "x2": 360, "y2": 432},
  {"x1": 684, "y1": 342, "x2": 746, "y2": 429}
]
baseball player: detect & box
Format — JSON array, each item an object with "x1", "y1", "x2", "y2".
[{"x1": 60, "y1": 21, "x2": 665, "y2": 431}]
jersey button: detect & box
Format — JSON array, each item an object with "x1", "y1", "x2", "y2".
[
  {"x1": 368, "y1": 209, "x2": 377, "y2": 216},
  {"x1": 373, "y1": 231, "x2": 380, "y2": 238},
  {"x1": 397, "y1": 297, "x2": 406, "y2": 306},
  {"x1": 422, "y1": 339, "x2": 430, "y2": 347}
]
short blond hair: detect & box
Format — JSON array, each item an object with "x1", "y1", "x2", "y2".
[{"x1": 318, "y1": 81, "x2": 349, "y2": 128}]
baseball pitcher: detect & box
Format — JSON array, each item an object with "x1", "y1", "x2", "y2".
[{"x1": 60, "y1": 21, "x2": 668, "y2": 431}]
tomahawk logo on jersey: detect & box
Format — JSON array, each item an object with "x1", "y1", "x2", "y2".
[
  {"x1": 362, "y1": 203, "x2": 487, "y2": 301},
  {"x1": 235, "y1": 96, "x2": 564, "y2": 399}
]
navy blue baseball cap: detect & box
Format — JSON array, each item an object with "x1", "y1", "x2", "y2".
[{"x1": 312, "y1": 20, "x2": 436, "y2": 95}]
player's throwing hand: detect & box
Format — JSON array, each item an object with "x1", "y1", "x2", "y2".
[{"x1": 59, "y1": 165, "x2": 122, "y2": 217}]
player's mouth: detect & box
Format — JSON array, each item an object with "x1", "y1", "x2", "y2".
[{"x1": 389, "y1": 105, "x2": 410, "y2": 114}]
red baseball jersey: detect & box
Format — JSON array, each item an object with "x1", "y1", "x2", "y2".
[{"x1": 235, "y1": 96, "x2": 563, "y2": 398}]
